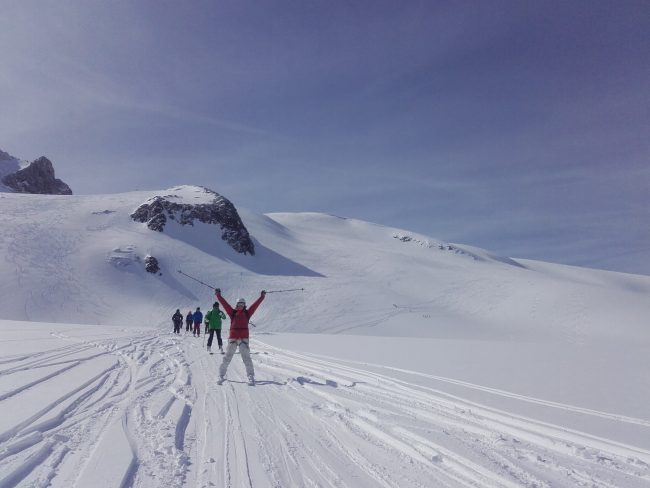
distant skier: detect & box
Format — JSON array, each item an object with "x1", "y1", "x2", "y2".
[
  {"x1": 172, "y1": 309, "x2": 183, "y2": 334},
  {"x1": 215, "y1": 289, "x2": 265, "y2": 385},
  {"x1": 192, "y1": 307, "x2": 203, "y2": 337},
  {"x1": 205, "y1": 302, "x2": 226, "y2": 354},
  {"x1": 185, "y1": 311, "x2": 193, "y2": 333}
]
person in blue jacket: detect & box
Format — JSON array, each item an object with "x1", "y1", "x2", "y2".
[{"x1": 192, "y1": 307, "x2": 203, "y2": 337}]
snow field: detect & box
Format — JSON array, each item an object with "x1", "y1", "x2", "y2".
[{"x1": 1, "y1": 322, "x2": 649, "y2": 488}]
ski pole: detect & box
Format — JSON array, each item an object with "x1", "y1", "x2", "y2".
[
  {"x1": 265, "y1": 288, "x2": 305, "y2": 294},
  {"x1": 177, "y1": 270, "x2": 217, "y2": 289}
]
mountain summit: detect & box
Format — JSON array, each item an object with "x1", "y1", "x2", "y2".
[
  {"x1": 0, "y1": 150, "x2": 72, "y2": 195},
  {"x1": 131, "y1": 185, "x2": 255, "y2": 255}
]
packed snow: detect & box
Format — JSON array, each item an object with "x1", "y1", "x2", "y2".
[{"x1": 1, "y1": 187, "x2": 649, "y2": 487}]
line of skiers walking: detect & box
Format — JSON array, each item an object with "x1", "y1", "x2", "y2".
[
  {"x1": 172, "y1": 309, "x2": 204, "y2": 335},
  {"x1": 171, "y1": 289, "x2": 266, "y2": 385},
  {"x1": 172, "y1": 306, "x2": 226, "y2": 352}
]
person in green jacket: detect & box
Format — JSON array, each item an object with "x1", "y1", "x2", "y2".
[{"x1": 205, "y1": 302, "x2": 227, "y2": 354}]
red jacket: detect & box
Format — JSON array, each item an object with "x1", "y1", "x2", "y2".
[{"x1": 216, "y1": 293, "x2": 264, "y2": 340}]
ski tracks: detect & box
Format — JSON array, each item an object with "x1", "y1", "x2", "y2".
[
  {"x1": 175, "y1": 338, "x2": 650, "y2": 487},
  {"x1": 2, "y1": 331, "x2": 649, "y2": 487},
  {"x1": 0, "y1": 330, "x2": 195, "y2": 487},
  {"x1": 240, "y1": 342, "x2": 650, "y2": 488}
]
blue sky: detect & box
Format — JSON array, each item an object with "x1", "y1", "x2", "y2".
[{"x1": 1, "y1": 1, "x2": 648, "y2": 274}]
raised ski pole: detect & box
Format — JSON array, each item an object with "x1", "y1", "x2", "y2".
[
  {"x1": 265, "y1": 288, "x2": 305, "y2": 294},
  {"x1": 177, "y1": 270, "x2": 217, "y2": 290}
]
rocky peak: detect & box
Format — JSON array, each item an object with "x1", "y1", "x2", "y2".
[
  {"x1": 0, "y1": 150, "x2": 22, "y2": 188},
  {"x1": 1, "y1": 156, "x2": 72, "y2": 195},
  {"x1": 131, "y1": 186, "x2": 255, "y2": 255}
]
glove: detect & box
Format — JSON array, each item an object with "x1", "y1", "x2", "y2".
[
  {"x1": 215, "y1": 288, "x2": 221, "y2": 294},
  {"x1": 261, "y1": 290, "x2": 266, "y2": 297}
]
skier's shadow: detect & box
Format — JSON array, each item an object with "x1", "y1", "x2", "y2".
[
  {"x1": 295, "y1": 376, "x2": 338, "y2": 387},
  {"x1": 227, "y1": 379, "x2": 287, "y2": 386},
  {"x1": 255, "y1": 379, "x2": 287, "y2": 386}
]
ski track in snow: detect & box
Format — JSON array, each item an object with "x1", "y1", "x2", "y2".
[{"x1": 0, "y1": 331, "x2": 649, "y2": 488}]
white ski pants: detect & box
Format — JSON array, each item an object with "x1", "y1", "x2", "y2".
[{"x1": 219, "y1": 339, "x2": 254, "y2": 378}]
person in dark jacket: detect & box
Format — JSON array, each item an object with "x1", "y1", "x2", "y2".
[
  {"x1": 215, "y1": 289, "x2": 265, "y2": 385},
  {"x1": 172, "y1": 309, "x2": 183, "y2": 334},
  {"x1": 185, "y1": 311, "x2": 193, "y2": 333},
  {"x1": 192, "y1": 307, "x2": 203, "y2": 337}
]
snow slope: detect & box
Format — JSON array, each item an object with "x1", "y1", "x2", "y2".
[
  {"x1": 1, "y1": 187, "x2": 648, "y2": 343},
  {"x1": 1, "y1": 186, "x2": 649, "y2": 487}
]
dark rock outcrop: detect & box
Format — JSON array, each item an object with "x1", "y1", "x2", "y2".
[
  {"x1": 144, "y1": 255, "x2": 160, "y2": 274},
  {"x1": 1, "y1": 156, "x2": 72, "y2": 195},
  {"x1": 131, "y1": 187, "x2": 255, "y2": 255}
]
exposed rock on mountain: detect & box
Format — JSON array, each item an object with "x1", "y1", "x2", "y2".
[
  {"x1": 0, "y1": 150, "x2": 23, "y2": 192},
  {"x1": 1, "y1": 155, "x2": 72, "y2": 195},
  {"x1": 131, "y1": 186, "x2": 255, "y2": 255},
  {"x1": 144, "y1": 255, "x2": 160, "y2": 274}
]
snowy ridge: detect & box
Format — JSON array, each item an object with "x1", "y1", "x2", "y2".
[{"x1": 140, "y1": 185, "x2": 225, "y2": 205}]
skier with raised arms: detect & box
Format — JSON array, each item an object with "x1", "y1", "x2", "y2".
[{"x1": 215, "y1": 288, "x2": 265, "y2": 385}]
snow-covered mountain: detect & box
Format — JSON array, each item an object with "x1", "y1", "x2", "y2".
[
  {"x1": 0, "y1": 149, "x2": 72, "y2": 195},
  {"x1": 1, "y1": 185, "x2": 648, "y2": 342},
  {"x1": 1, "y1": 185, "x2": 649, "y2": 487}
]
